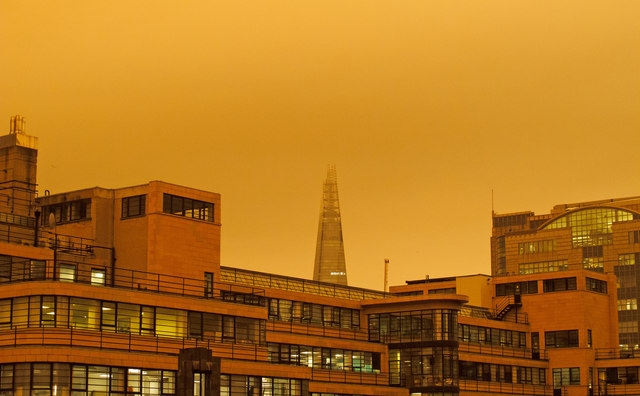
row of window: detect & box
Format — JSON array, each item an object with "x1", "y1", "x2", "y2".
[
  {"x1": 619, "y1": 253, "x2": 640, "y2": 266},
  {"x1": 459, "y1": 361, "x2": 545, "y2": 385},
  {"x1": 518, "y1": 260, "x2": 568, "y2": 275},
  {"x1": 618, "y1": 299, "x2": 638, "y2": 311},
  {"x1": 552, "y1": 367, "x2": 580, "y2": 387},
  {"x1": 543, "y1": 277, "x2": 577, "y2": 292},
  {"x1": 0, "y1": 295, "x2": 265, "y2": 345},
  {"x1": 518, "y1": 240, "x2": 555, "y2": 255},
  {"x1": 41, "y1": 199, "x2": 91, "y2": 225},
  {"x1": 493, "y1": 214, "x2": 528, "y2": 228},
  {"x1": 545, "y1": 330, "x2": 579, "y2": 348},
  {"x1": 458, "y1": 324, "x2": 527, "y2": 348},
  {"x1": 267, "y1": 343, "x2": 381, "y2": 372},
  {"x1": 0, "y1": 257, "x2": 107, "y2": 285},
  {"x1": 220, "y1": 375, "x2": 303, "y2": 396},
  {"x1": 267, "y1": 298, "x2": 360, "y2": 329},
  {"x1": 163, "y1": 194, "x2": 214, "y2": 222},
  {"x1": 368, "y1": 310, "x2": 457, "y2": 343},
  {"x1": 0, "y1": 363, "x2": 175, "y2": 395},
  {"x1": 427, "y1": 287, "x2": 456, "y2": 294},
  {"x1": 495, "y1": 281, "x2": 538, "y2": 296},
  {"x1": 388, "y1": 347, "x2": 458, "y2": 388},
  {"x1": 600, "y1": 366, "x2": 640, "y2": 385}
]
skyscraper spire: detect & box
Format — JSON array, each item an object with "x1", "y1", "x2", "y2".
[{"x1": 313, "y1": 165, "x2": 348, "y2": 285}]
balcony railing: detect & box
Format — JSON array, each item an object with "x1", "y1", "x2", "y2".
[
  {"x1": 459, "y1": 379, "x2": 552, "y2": 395},
  {"x1": 595, "y1": 348, "x2": 640, "y2": 360},
  {"x1": 0, "y1": 327, "x2": 266, "y2": 361},
  {"x1": 458, "y1": 342, "x2": 548, "y2": 360},
  {"x1": 0, "y1": 261, "x2": 266, "y2": 307},
  {"x1": 310, "y1": 368, "x2": 389, "y2": 386}
]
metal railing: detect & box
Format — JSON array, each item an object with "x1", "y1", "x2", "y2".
[
  {"x1": 0, "y1": 327, "x2": 266, "y2": 361},
  {"x1": 310, "y1": 368, "x2": 388, "y2": 386},
  {"x1": 459, "y1": 379, "x2": 552, "y2": 395},
  {"x1": 266, "y1": 321, "x2": 368, "y2": 341},
  {"x1": 0, "y1": 262, "x2": 266, "y2": 307},
  {"x1": 595, "y1": 348, "x2": 640, "y2": 360},
  {"x1": 598, "y1": 383, "x2": 640, "y2": 395},
  {"x1": 458, "y1": 342, "x2": 548, "y2": 360},
  {"x1": 221, "y1": 266, "x2": 390, "y2": 301},
  {"x1": 459, "y1": 304, "x2": 529, "y2": 324}
]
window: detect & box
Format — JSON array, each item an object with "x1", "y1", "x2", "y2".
[
  {"x1": 204, "y1": 272, "x2": 213, "y2": 298},
  {"x1": 586, "y1": 277, "x2": 607, "y2": 294},
  {"x1": 629, "y1": 231, "x2": 640, "y2": 244},
  {"x1": 518, "y1": 240, "x2": 555, "y2": 255},
  {"x1": 553, "y1": 367, "x2": 580, "y2": 387},
  {"x1": 587, "y1": 329, "x2": 592, "y2": 348},
  {"x1": 59, "y1": 263, "x2": 76, "y2": 282},
  {"x1": 519, "y1": 260, "x2": 568, "y2": 275},
  {"x1": 91, "y1": 268, "x2": 106, "y2": 285},
  {"x1": 29, "y1": 260, "x2": 46, "y2": 280},
  {"x1": 162, "y1": 194, "x2": 214, "y2": 222},
  {"x1": 545, "y1": 330, "x2": 579, "y2": 348},
  {"x1": 41, "y1": 199, "x2": 91, "y2": 225},
  {"x1": 542, "y1": 207, "x2": 636, "y2": 247},
  {"x1": 543, "y1": 277, "x2": 577, "y2": 292},
  {"x1": 122, "y1": 195, "x2": 146, "y2": 218},
  {"x1": 618, "y1": 299, "x2": 638, "y2": 311},
  {"x1": 619, "y1": 253, "x2": 638, "y2": 266}
]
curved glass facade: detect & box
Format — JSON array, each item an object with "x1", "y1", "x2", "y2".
[{"x1": 541, "y1": 207, "x2": 637, "y2": 247}]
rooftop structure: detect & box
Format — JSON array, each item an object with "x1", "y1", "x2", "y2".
[{"x1": 313, "y1": 166, "x2": 348, "y2": 285}]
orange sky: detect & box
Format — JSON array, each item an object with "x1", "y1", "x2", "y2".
[{"x1": 1, "y1": 1, "x2": 639, "y2": 290}]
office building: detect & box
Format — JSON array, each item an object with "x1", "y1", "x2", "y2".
[
  {"x1": 1, "y1": 116, "x2": 640, "y2": 396},
  {"x1": 492, "y1": 198, "x2": 640, "y2": 349}
]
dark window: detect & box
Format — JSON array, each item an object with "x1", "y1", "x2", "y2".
[
  {"x1": 629, "y1": 231, "x2": 640, "y2": 244},
  {"x1": 545, "y1": 330, "x2": 579, "y2": 348},
  {"x1": 543, "y1": 277, "x2": 577, "y2": 292},
  {"x1": 586, "y1": 277, "x2": 607, "y2": 294},
  {"x1": 122, "y1": 195, "x2": 146, "y2": 218},
  {"x1": 204, "y1": 272, "x2": 213, "y2": 298},
  {"x1": 496, "y1": 281, "x2": 538, "y2": 296},
  {"x1": 41, "y1": 199, "x2": 91, "y2": 225},
  {"x1": 427, "y1": 287, "x2": 456, "y2": 294},
  {"x1": 162, "y1": 194, "x2": 214, "y2": 222}
]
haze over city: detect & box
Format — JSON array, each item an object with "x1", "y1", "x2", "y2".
[{"x1": 2, "y1": 1, "x2": 639, "y2": 290}]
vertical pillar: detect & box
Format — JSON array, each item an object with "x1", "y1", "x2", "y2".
[{"x1": 177, "y1": 348, "x2": 220, "y2": 396}]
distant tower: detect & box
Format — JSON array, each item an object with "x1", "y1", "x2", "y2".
[{"x1": 313, "y1": 166, "x2": 348, "y2": 285}]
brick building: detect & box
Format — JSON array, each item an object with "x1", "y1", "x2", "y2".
[
  {"x1": 1, "y1": 117, "x2": 640, "y2": 396},
  {"x1": 491, "y1": 198, "x2": 640, "y2": 350}
]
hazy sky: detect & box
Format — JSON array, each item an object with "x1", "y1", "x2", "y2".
[{"x1": 1, "y1": 1, "x2": 639, "y2": 290}]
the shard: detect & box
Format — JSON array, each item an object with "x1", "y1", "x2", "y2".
[{"x1": 313, "y1": 166, "x2": 348, "y2": 285}]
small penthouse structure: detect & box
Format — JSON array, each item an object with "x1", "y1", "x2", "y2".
[{"x1": 1, "y1": 117, "x2": 640, "y2": 396}]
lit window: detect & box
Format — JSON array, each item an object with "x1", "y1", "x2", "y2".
[
  {"x1": 59, "y1": 263, "x2": 76, "y2": 282},
  {"x1": 91, "y1": 268, "x2": 106, "y2": 286}
]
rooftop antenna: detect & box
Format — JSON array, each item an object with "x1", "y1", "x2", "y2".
[{"x1": 384, "y1": 258, "x2": 389, "y2": 292}]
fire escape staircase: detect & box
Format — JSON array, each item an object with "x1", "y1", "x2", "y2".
[{"x1": 493, "y1": 295, "x2": 522, "y2": 320}]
